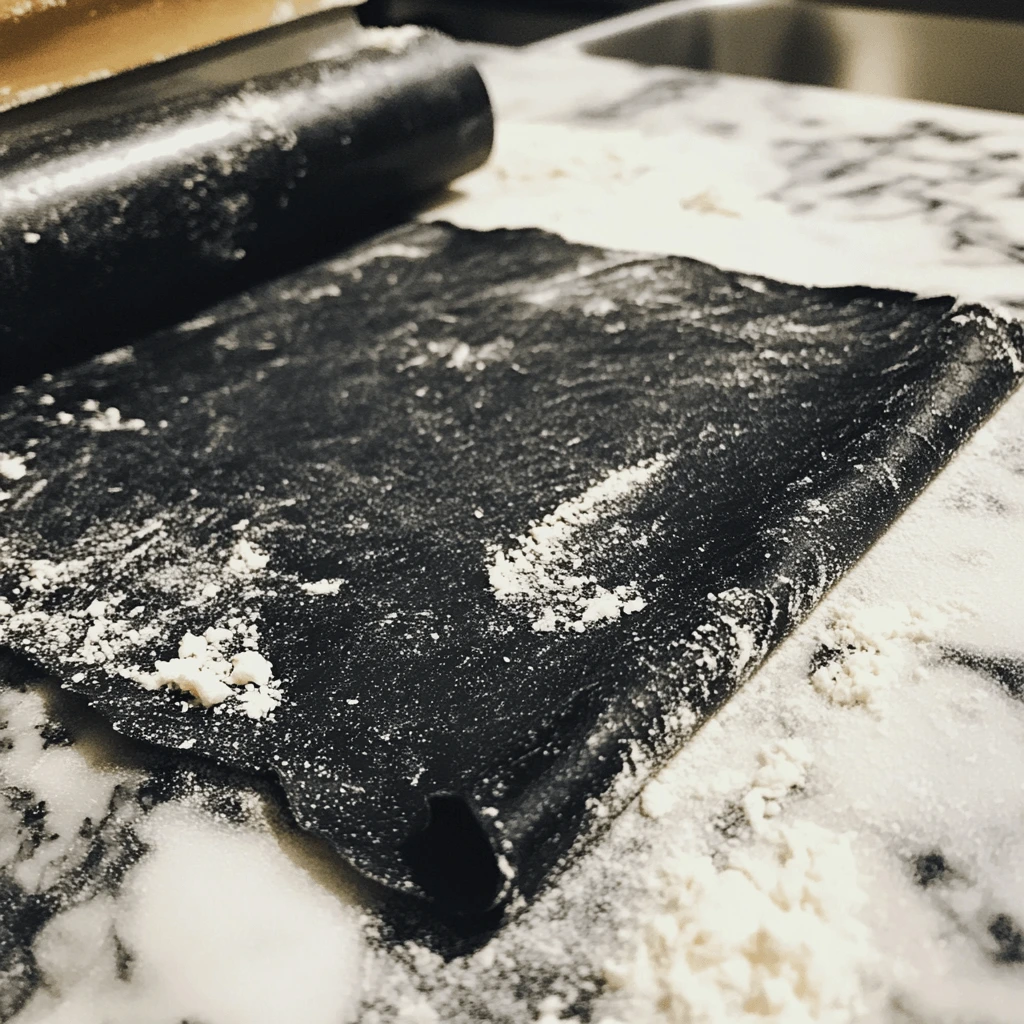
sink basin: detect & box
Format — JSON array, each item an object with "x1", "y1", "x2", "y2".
[{"x1": 546, "y1": 0, "x2": 1024, "y2": 116}]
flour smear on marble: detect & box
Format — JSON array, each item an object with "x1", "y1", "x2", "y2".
[{"x1": 444, "y1": 104, "x2": 1023, "y2": 318}]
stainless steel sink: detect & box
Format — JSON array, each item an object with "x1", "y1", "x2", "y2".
[{"x1": 545, "y1": 0, "x2": 1024, "y2": 116}]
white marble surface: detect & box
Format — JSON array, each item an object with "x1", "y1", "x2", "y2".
[{"x1": 4, "y1": 42, "x2": 1024, "y2": 1024}]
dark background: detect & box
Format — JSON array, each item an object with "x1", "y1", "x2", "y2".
[{"x1": 360, "y1": 0, "x2": 1024, "y2": 46}]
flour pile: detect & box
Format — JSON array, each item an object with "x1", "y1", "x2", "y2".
[
  {"x1": 809, "y1": 602, "x2": 948, "y2": 712},
  {"x1": 141, "y1": 628, "x2": 282, "y2": 720},
  {"x1": 488, "y1": 455, "x2": 667, "y2": 632},
  {"x1": 599, "y1": 741, "x2": 871, "y2": 1024}
]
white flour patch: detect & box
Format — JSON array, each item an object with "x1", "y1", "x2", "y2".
[
  {"x1": 81, "y1": 406, "x2": 146, "y2": 432},
  {"x1": 741, "y1": 737, "x2": 813, "y2": 831},
  {"x1": 140, "y1": 628, "x2": 282, "y2": 720},
  {"x1": 92, "y1": 346, "x2": 135, "y2": 366},
  {"x1": 639, "y1": 778, "x2": 674, "y2": 820},
  {"x1": 488, "y1": 455, "x2": 667, "y2": 632},
  {"x1": 21, "y1": 558, "x2": 91, "y2": 592},
  {"x1": 228, "y1": 538, "x2": 270, "y2": 575},
  {"x1": 295, "y1": 283, "x2": 342, "y2": 303},
  {"x1": 602, "y1": 824, "x2": 869, "y2": 1024},
  {"x1": 299, "y1": 579, "x2": 344, "y2": 596},
  {"x1": 178, "y1": 314, "x2": 218, "y2": 332},
  {"x1": 809, "y1": 601, "x2": 948, "y2": 712},
  {"x1": 0, "y1": 452, "x2": 28, "y2": 480},
  {"x1": 601, "y1": 742, "x2": 871, "y2": 1024}
]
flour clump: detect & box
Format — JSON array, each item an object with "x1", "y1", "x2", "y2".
[
  {"x1": 0, "y1": 453, "x2": 28, "y2": 480},
  {"x1": 228, "y1": 538, "x2": 270, "y2": 575},
  {"x1": 141, "y1": 628, "x2": 282, "y2": 718},
  {"x1": 299, "y1": 578, "x2": 344, "y2": 596},
  {"x1": 809, "y1": 601, "x2": 947, "y2": 712},
  {"x1": 82, "y1": 405, "x2": 146, "y2": 432}
]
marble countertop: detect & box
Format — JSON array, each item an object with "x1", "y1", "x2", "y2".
[{"x1": 3, "y1": 40, "x2": 1024, "y2": 1024}]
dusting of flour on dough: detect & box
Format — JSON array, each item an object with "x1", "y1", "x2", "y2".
[
  {"x1": 93, "y1": 345, "x2": 136, "y2": 366},
  {"x1": 82, "y1": 405, "x2": 146, "y2": 432},
  {"x1": 0, "y1": 517, "x2": 284, "y2": 726},
  {"x1": 488, "y1": 455, "x2": 667, "y2": 632},
  {"x1": 20, "y1": 557, "x2": 91, "y2": 592}
]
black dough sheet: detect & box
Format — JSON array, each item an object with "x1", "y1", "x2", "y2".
[{"x1": 0, "y1": 222, "x2": 1022, "y2": 918}]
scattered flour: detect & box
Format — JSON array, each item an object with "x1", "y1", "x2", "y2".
[
  {"x1": 21, "y1": 558, "x2": 90, "y2": 592},
  {"x1": 0, "y1": 513, "x2": 285, "y2": 731},
  {"x1": 300, "y1": 579, "x2": 344, "y2": 596},
  {"x1": 488, "y1": 455, "x2": 667, "y2": 632},
  {"x1": 228, "y1": 538, "x2": 270, "y2": 575},
  {"x1": 141, "y1": 629, "x2": 281, "y2": 719},
  {"x1": 741, "y1": 738, "x2": 813, "y2": 832},
  {"x1": 602, "y1": 741, "x2": 870, "y2": 1024},
  {"x1": 82, "y1": 406, "x2": 146, "y2": 432},
  {"x1": 639, "y1": 778, "x2": 675, "y2": 820},
  {"x1": 179, "y1": 314, "x2": 218, "y2": 332},
  {"x1": 398, "y1": 335, "x2": 514, "y2": 376},
  {"x1": 0, "y1": 452, "x2": 28, "y2": 480},
  {"x1": 92, "y1": 346, "x2": 135, "y2": 366},
  {"x1": 809, "y1": 601, "x2": 947, "y2": 712},
  {"x1": 81, "y1": 597, "x2": 144, "y2": 666}
]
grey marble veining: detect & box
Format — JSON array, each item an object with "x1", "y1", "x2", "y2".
[{"x1": 469, "y1": 46, "x2": 1024, "y2": 311}]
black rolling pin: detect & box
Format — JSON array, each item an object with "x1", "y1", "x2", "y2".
[{"x1": 0, "y1": 14, "x2": 493, "y2": 384}]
